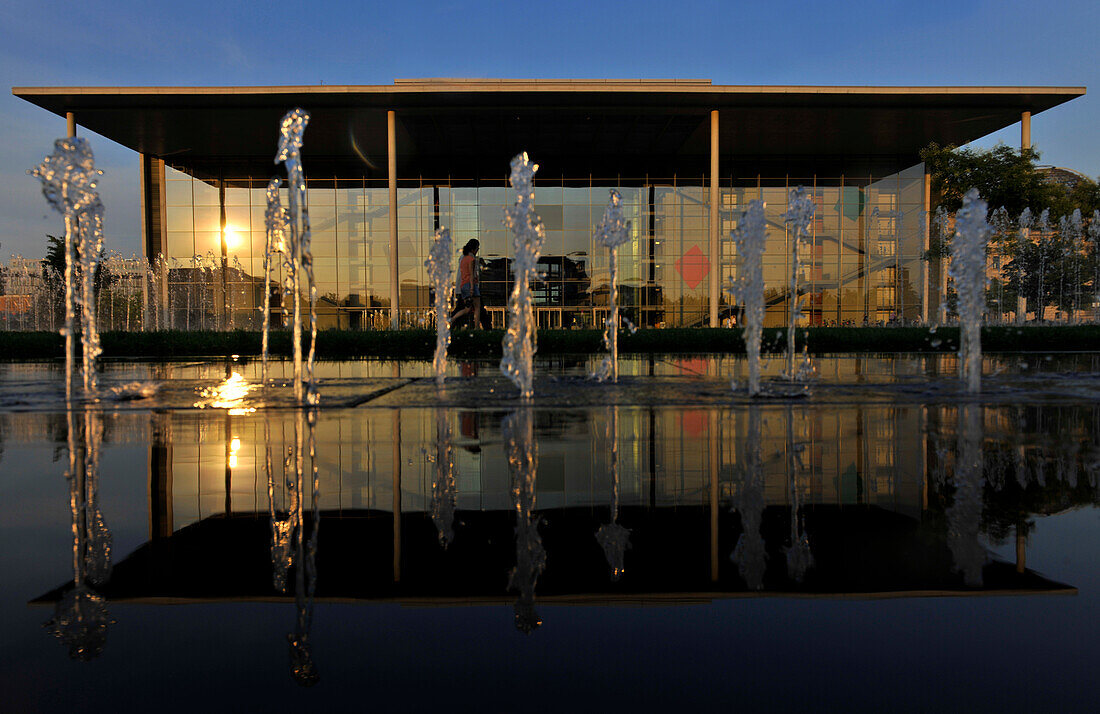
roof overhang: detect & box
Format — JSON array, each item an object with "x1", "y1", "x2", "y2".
[{"x1": 12, "y1": 80, "x2": 1086, "y2": 180}]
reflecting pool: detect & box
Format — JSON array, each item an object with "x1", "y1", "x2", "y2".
[{"x1": 1, "y1": 355, "x2": 1098, "y2": 711}]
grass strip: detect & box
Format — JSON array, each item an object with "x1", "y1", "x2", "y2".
[{"x1": 2, "y1": 325, "x2": 1100, "y2": 360}]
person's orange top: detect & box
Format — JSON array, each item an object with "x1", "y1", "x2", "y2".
[{"x1": 459, "y1": 254, "x2": 477, "y2": 288}]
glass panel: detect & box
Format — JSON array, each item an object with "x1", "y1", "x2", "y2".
[
  {"x1": 224, "y1": 206, "x2": 250, "y2": 232},
  {"x1": 194, "y1": 231, "x2": 221, "y2": 256},
  {"x1": 224, "y1": 187, "x2": 250, "y2": 206},
  {"x1": 165, "y1": 180, "x2": 193, "y2": 206},
  {"x1": 165, "y1": 206, "x2": 193, "y2": 231},
  {"x1": 193, "y1": 206, "x2": 221, "y2": 233},
  {"x1": 311, "y1": 204, "x2": 337, "y2": 233},
  {"x1": 193, "y1": 180, "x2": 219, "y2": 206},
  {"x1": 166, "y1": 232, "x2": 193, "y2": 256}
]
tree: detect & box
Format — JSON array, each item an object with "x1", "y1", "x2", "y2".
[
  {"x1": 41, "y1": 234, "x2": 110, "y2": 328},
  {"x1": 921, "y1": 143, "x2": 1100, "y2": 320},
  {"x1": 44, "y1": 234, "x2": 65, "y2": 275},
  {"x1": 1004, "y1": 232, "x2": 1098, "y2": 316},
  {"x1": 42, "y1": 233, "x2": 106, "y2": 291},
  {"x1": 921, "y1": 143, "x2": 1055, "y2": 216},
  {"x1": 922, "y1": 142, "x2": 1100, "y2": 216}
]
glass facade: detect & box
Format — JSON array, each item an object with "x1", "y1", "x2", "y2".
[{"x1": 159, "y1": 164, "x2": 927, "y2": 329}]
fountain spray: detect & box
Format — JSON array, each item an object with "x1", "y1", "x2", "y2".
[
  {"x1": 31, "y1": 138, "x2": 113, "y2": 659},
  {"x1": 595, "y1": 406, "x2": 631, "y2": 580},
  {"x1": 30, "y1": 138, "x2": 105, "y2": 396},
  {"x1": 425, "y1": 227, "x2": 454, "y2": 386},
  {"x1": 731, "y1": 404, "x2": 767, "y2": 590},
  {"x1": 430, "y1": 409, "x2": 457, "y2": 548},
  {"x1": 263, "y1": 177, "x2": 290, "y2": 382},
  {"x1": 267, "y1": 109, "x2": 318, "y2": 405},
  {"x1": 784, "y1": 406, "x2": 813, "y2": 583},
  {"x1": 725, "y1": 200, "x2": 766, "y2": 395},
  {"x1": 1037, "y1": 208, "x2": 1050, "y2": 321},
  {"x1": 950, "y1": 188, "x2": 992, "y2": 393},
  {"x1": 783, "y1": 187, "x2": 816, "y2": 381},
  {"x1": 500, "y1": 153, "x2": 546, "y2": 399},
  {"x1": 591, "y1": 190, "x2": 632, "y2": 383},
  {"x1": 1090, "y1": 211, "x2": 1100, "y2": 322},
  {"x1": 505, "y1": 408, "x2": 545, "y2": 632},
  {"x1": 1016, "y1": 208, "x2": 1032, "y2": 324},
  {"x1": 948, "y1": 404, "x2": 986, "y2": 587}
]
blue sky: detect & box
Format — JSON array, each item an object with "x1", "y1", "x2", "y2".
[{"x1": 2, "y1": 0, "x2": 1098, "y2": 258}]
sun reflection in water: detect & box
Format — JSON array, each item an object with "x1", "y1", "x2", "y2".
[
  {"x1": 228, "y1": 436, "x2": 241, "y2": 469},
  {"x1": 196, "y1": 372, "x2": 257, "y2": 414}
]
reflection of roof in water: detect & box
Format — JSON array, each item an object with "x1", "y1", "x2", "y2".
[{"x1": 33, "y1": 505, "x2": 1075, "y2": 605}]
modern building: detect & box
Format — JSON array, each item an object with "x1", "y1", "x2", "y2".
[{"x1": 13, "y1": 80, "x2": 1085, "y2": 329}]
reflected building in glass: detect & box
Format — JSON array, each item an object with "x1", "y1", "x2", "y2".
[{"x1": 15, "y1": 80, "x2": 1083, "y2": 328}]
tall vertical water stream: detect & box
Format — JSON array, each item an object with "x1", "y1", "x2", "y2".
[
  {"x1": 590, "y1": 190, "x2": 632, "y2": 383},
  {"x1": 500, "y1": 153, "x2": 545, "y2": 399}
]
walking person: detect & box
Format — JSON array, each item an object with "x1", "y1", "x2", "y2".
[{"x1": 451, "y1": 239, "x2": 481, "y2": 329}]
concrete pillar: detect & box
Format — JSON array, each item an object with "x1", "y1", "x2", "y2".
[
  {"x1": 66, "y1": 111, "x2": 76, "y2": 138},
  {"x1": 388, "y1": 110, "x2": 399, "y2": 329},
  {"x1": 1021, "y1": 111, "x2": 1031, "y2": 151},
  {"x1": 709, "y1": 110, "x2": 720, "y2": 327},
  {"x1": 140, "y1": 154, "x2": 170, "y2": 329}
]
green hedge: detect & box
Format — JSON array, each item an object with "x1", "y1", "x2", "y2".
[{"x1": 2, "y1": 325, "x2": 1100, "y2": 360}]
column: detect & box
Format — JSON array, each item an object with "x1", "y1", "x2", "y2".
[
  {"x1": 140, "y1": 154, "x2": 170, "y2": 329},
  {"x1": 1021, "y1": 111, "x2": 1031, "y2": 151},
  {"x1": 66, "y1": 111, "x2": 76, "y2": 138},
  {"x1": 388, "y1": 110, "x2": 399, "y2": 329},
  {"x1": 709, "y1": 110, "x2": 720, "y2": 327},
  {"x1": 139, "y1": 153, "x2": 153, "y2": 331}
]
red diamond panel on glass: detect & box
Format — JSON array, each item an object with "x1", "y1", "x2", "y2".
[{"x1": 674, "y1": 244, "x2": 710, "y2": 289}]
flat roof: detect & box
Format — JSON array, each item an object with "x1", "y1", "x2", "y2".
[{"x1": 12, "y1": 81, "x2": 1086, "y2": 178}]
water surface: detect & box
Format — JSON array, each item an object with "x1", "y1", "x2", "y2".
[{"x1": 1, "y1": 355, "x2": 1098, "y2": 711}]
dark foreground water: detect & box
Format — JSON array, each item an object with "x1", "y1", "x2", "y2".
[{"x1": 1, "y1": 354, "x2": 1098, "y2": 712}]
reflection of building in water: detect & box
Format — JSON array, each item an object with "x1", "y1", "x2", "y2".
[
  {"x1": 154, "y1": 404, "x2": 927, "y2": 532},
  {"x1": 27, "y1": 399, "x2": 1095, "y2": 610}
]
